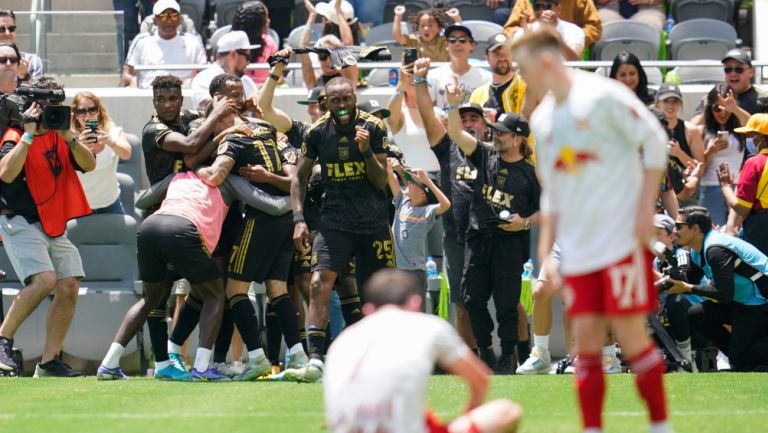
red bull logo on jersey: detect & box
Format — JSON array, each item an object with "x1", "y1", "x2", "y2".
[{"x1": 554, "y1": 146, "x2": 599, "y2": 175}]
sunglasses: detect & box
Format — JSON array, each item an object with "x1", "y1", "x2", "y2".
[
  {"x1": 712, "y1": 105, "x2": 726, "y2": 113},
  {"x1": 318, "y1": 53, "x2": 330, "y2": 61},
  {"x1": 674, "y1": 222, "x2": 689, "y2": 230},
  {"x1": 73, "y1": 106, "x2": 99, "y2": 116},
  {"x1": 156, "y1": 11, "x2": 180, "y2": 21},
  {"x1": 0, "y1": 55, "x2": 19, "y2": 65},
  {"x1": 447, "y1": 36, "x2": 471, "y2": 44},
  {"x1": 723, "y1": 66, "x2": 745, "y2": 74},
  {"x1": 235, "y1": 49, "x2": 250, "y2": 58},
  {"x1": 0, "y1": 25, "x2": 16, "y2": 33},
  {"x1": 533, "y1": 2, "x2": 554, "y2": 11}
]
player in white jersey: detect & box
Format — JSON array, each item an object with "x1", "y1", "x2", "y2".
[
  {"x1": 511, "y1": 29, "x2": 672, "y2": 433},
  {"x1": 323, "y1": 269, "x2": 521, "y2": 433}
]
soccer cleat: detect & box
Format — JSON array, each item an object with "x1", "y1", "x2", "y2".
[
  {"x1": 495, "y1": 353, "x2": 516, "y2": 375},
  {"x1": 556, "y1": 355, "x2": 576, "y2": 374},
  {"x1": 191, "y1": 367, "x2": 231, "y2": 382},
  {"x1": 284, "y1": 357, "x2": 324, "y2": 383},
  {"x1": 155, "y1": 364, "x2": 192, "y2": 381},
  {"x1": 234, "y1": 355, "x2": 272, "y2": 381},
  {"x1": 516, "y1": 346, "x2": 552, "y2": 375},
  {"x1": 34, "y1": 356, "x2": 85, "y2": 377},
  {"x1": 213, "y1": 362, "x2": 243, "y2": 378},
  {"x1": 0, "y1": 337, "x2": 16, "y2": 371},
  {"x1": 603, "y1": 354, "x2": 623, "y2": 374},
  {"x1": 168, "y1": 352, "x2": 188, "y2": 372},
  {"x1": 96, "y1": 365, "x2": 129, "y2": 380},
  {"x1": 286, "y1": 351, "x2": 309, "y2": 370}
]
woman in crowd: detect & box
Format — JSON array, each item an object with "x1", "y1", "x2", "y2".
[
  {"x1": 609, "y1": 51, "x2": 655, "y2": 105},
  {"x1": 70, "y1": 91, "x2": 132, "y2": 214},
  {"x1": 232, "y1": 0, "x2": 278, "y2": 85}
]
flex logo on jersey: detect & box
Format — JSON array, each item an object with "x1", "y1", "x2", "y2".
[
  {"x1": 481, "y1": 184, "x2": 514, "y2": 207},
  {"x1": 554, "y1": 146, "x2": 599, "y2": 175},
  {"x1": 456, "y1": 165, "x2": 478, "y2": 181},
  {"x1": 327, "y1": 161, "x2": 366, "y2": 180}
]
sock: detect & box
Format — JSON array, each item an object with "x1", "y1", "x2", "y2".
[
  {"x1": 229, "y1": 294, "x2": 262, "y2": 351},
  {"x1": 265, "y1": 300, "x2": 282, "y2": 365},
  {"x1": 517, "y1": 340, "x2": 531, "y2": 365},
  {"x1": 248, "y1": 347, "x2": 266, "y2": 361},
  {"x1": 650, "y1": 421, "x2": 673, "y2": 433},
  {"x1": 213, "y1": 307, "x2": 234, "y2": 363},
  {"x1": 307, "y1": 326, "x2": 327, "y2": 360},
  {"x1": 324, "y1": 322, "x2": 332, "y2": 354},
  {"x1": 147, "y1": 307, "x2": 169, "y2": 362},
  {"x1": 299, "y1": 328, "x2": 308, "y2": 354},
  {"x1": 155, "y1": 360, "x2": 171, "y2": 371},
  {"x1": 273, "y1": 294, "x2": 301, "y2": 348},
  {"x1": 289, "y1": 342, "x2": 304, "y2": 356},
  {"x1": 103, "y1": 342, "x2": 125, "y2": 369},
  {"x1": 169, "y1": 297, "x2": 202, "y2": 347},
  {"x1": 339, "y1": 295, "x2": 363, "y2": 326},
  {"x1": 533, "y1": 334, "x2": 550, "y2": 351},
  {"x1": 168, "y1": 340, "x2": 182, "y2": 355},
  {"x1": 575, "y1": 353, "x2": 605, "y2": 430},
  {"x1": 602, "y1": 344, "x2": 617, "y2": 358},
  {"x1": 629, "y1": 345, "x2": 668, "y2": 423},
  {"x1": 193, "y1": 348, "x2": 212, "y2": 372},
  {"x1": 676, "y1": 338, "x2": 693, "y2": 363}
]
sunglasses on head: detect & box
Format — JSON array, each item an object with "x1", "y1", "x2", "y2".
[
  {"x1": 724, "y1": 66, "x2": 745, "y2": 74},
  {"x1": 156, "y1": 11, "x2": 180, "y2": 21},
  {"x1": 533, "y1": 2, "x2": 554, "y2": 11},
  {"x1": 0, "y1": 55, "x2": 19, "y2": 65},
  {"x1": 0, "y1": 25, "x2": 16, "y2": 33},
  {"x1": 447, "y1": 36, "x2": 470, "y2": 44},
  {"x1": 73, "y1": 106, "x2": 99, "y2": 116}
]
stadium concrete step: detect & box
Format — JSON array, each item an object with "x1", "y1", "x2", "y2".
[
  {"x1": 47, "y1": 53, "x2": 120, "y2": 74},
  {"x1": 60, "y1": 74, "x2": 122, "y2": 87},
  {"x1": 40, "y1": 32, "x2": 118, "y2": 53}
]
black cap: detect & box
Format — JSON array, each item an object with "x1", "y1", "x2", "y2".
[
  {"x1": 721, "y1": 48, "x2": 752, "y2": 67},
  {"x1": 486, "y1": 32, "x2": 512, "y2": 52},
  {"x1": 486, "y1": 112, "x2": 530, "y2": 136},
  {"x1": 444, "y1": 24, "x2": 474, "y2": 41},
  {"x1": 357, "y1": 99, "x2": 391, "y2": 118},
  {"x1": 458, "y1": 103, "x2": 484, "y2": 117},
  {"x1": 655, "y1": 83, "x2": 682, "y2": 101},
  {"x1": 297, "y1": 87, "x2": 326, "y2": 105}
]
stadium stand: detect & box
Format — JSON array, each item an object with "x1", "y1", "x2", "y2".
[
  {"x1": 178, "y1": 0, "x2": 207, "y2": 33},
  {"x1": 668, "y1": 18, "x2": 738, "y2": 60},
  {"x1": 671, "y1": 0, "x2": 734, "y2": 24},
  {"x1": 592, "y1": 21, "x2": 660, "y2": 61}
]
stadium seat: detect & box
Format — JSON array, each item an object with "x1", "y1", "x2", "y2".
[
  {"x1": 118, "y1": 133, "x2": 148, "y2": 191},
  {"x1": 216, "y1": 0, "x2": 244, "y2": 28},
  {"x1": 668, "y1": 18, "x2": 737, "y2": 60},
  {"x1": 382, "y1": 0, "x2": 433, "y2": 24},
  {"x1": 179, "y1": 0, "x2": 207, "y2": 33},
  {"x1": 446, "y1": 0, "x2": 495, "y2": 21},
  {"x1": 669, "y1": 65, "x2": 724, "y2": 84},
  {"x1": 462, "y1": 20, "x2": 504, "y2": 43},
  {"x1": 285, "y1": 24, "x2": 325, "y2": 49},
  {"x1": 592, "y1": 21, "x2": 660, "y2": 61},
  {"x1": 672, "y1": 0, "x2": 734, "y2": 24},
  {"x1": 269, "y1": 28, "x2": 281, "y2": 48}
]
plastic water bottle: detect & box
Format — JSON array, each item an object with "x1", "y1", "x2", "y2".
[
  {"x1": 426, "y1": 256, "x2": 440, "y2": 288},
  {"x1": 388, "y1": 68, "x2": 399, "y2": 87},
  {"x1": 664, "y1": 13, "x2": 675, "y2": 35},
  {"x1": 520, "y1": 259, "x2": 534, "y2": 315}
]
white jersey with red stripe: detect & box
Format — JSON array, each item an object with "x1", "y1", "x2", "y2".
[
  {"x1": 531, "y1": 70, "x2": 668, "y2": 276},
  {"x1": 324, "y1": 308, "x2": 468, "y2": 433}
]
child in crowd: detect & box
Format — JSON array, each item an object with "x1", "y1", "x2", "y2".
[
  {"x1": 392, "y1": 6, "x2": 462, "y2": 62},
  {"x1": 387, "y1": 158, "x2": 451, "y2": 307}
]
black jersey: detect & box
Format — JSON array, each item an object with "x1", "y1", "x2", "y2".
[
  {"x1": 467, "y1": 143, "x2": 540, "y2": 235},
  {"x1": 301, "y1": 110, "x2": 389, "y2": 234},
  {"x1": 286, "y1": 119, "x2": 309, "y2": 150},
  {"x1": 432, "y1": 134, "x2": 474, "y2": 244},
  {"x1": 141, "y1": 109, "x2": 201, "y2": 184}
]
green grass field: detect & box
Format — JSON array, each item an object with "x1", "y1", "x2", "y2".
[{"x1": 0, "y1": 373, "x2": 766, "y2": 433}]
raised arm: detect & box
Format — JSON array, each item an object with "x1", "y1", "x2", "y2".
[
  {"x1": 413, "y1": 58, "x2": 446, "y2": 146},
  {"x1": 386, "y1": 66, "x2": 409, "y2": 135},
  {"x1": 392, "y1": 5, "x2": 407, "y2": 45},
  {"x1": 258, "y1": 49, "x2": 294, "y2": 133},
  {"x1": 334, "y1": 0, "x2": 354, "y2": 46},
  {"x1": 386, "y1": 157, "x2": 402, "y2": 197},
  {"x1": 300, "y1": 2, "x2": 320, "y2": 90},
  {"x1": 445, "y1": 75, "x2": 478, "y2": 156},
  {"x1": 414, "y1": 168, "x2": 451, "y2": 215}
]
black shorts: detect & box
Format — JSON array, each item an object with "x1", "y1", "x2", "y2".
[
  {"x1": 290, "y1": 245, "x2": 313, "y2": 279},
  {"x1": 228, "y1": 213, "x2": 294, "y2": 283},
  {"x1": 137, "y1": 214, "x2": 221, "y2": 284},
  {"x1": 213, "y1": 206, "x2": 244, "y2": 258},
  {"x1": 312, "y1": 224, "x2": 394, "y2": 287}
]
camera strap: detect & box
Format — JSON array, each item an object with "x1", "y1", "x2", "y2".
[{"x1": 733, "y1": 257, "x2": 768, "y2": 297}]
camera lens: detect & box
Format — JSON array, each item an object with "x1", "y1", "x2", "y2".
[{"x1": 42, "y1": 106, "x2": 71, "y2": 130}]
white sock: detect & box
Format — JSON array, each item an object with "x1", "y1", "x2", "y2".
[
  {"x1": 193, "y1": 348, "x2": 212, "y2": 372},
  {"x1": 602, "y1": 344, "x2": 617, "y2": 357},
  {"x1": 583, "y1": 428, "x2": 602, "y2": 433},
  {"x1": 533, "y1": 334, "x2": 550, "y2": 351},
  {"x1": 650, "y1": 421, "x2": 673, "y2": 433},
  {"x1": 168, "y1": 340, "x2": 182, "y2": 355},
  {"x1": 102, "y1": 342, "x2": 125, "y2": 369},
  {"x1": 248, "y1": 348, "x2": 265, "y2": 360},
  {"x1": 155, "y1": 360, "x2": 171, "y2": 371},
  {"x1": 676, "y1": 338, "x2": 692, "y2": 363},
  {"x1": 288, "y1": 343, "x2": 304, "y2": 356}
]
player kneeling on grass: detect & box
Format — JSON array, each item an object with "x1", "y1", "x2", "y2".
[{"x1": 323, "y1": 268, "x2": 522, "y2": 433}]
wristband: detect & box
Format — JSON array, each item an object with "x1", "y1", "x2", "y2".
[
  {"x1": 67, "y1": 136, "x2": 78, "y2": 149},
  {"x1": 293, "y1": 212, "x2": 305, "y2": 224},
  {"x1": 269, "y1": 73, "x2": 280, "y2": 81},
  {"x1": 20, "y1": 132, "x2": 33, "y2": 144},
  {"x1": 444, "y1": 104, "x2": 458, "y2": 113},
  {"x1": 413, "y1": 76, "x2": 428, "y2": 85},
  {"x1": 362, "y1": 147, "x2": 375, "y2": 159},
  {"x1": 524, "y1": 218, "x2": 531, "y2": 230}
]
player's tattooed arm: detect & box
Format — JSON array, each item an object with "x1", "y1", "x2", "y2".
[{"x1": 195, "y1": 155, "x2": 235, "y2": 187}]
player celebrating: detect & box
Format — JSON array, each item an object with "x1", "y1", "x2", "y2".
[
  {"x1": 324, "y1": 268, "x2": 522, "y2": 433},
  {"x1": 512, "y1": 30, "x2": 672, "y2": 433}
]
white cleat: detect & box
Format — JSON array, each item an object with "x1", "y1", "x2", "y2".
[
  {"x1": 516, "y1": 346, "x2": 552, "y2": 375},
  {"x1": 603, "y1": 355, "x2": 622, "y2": 374}
]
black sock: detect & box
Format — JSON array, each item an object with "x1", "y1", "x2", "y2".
[
  {"x1": 324, "y1": 321, "x2": 333, "y2": 354},
  {"x1": 213, "y1": 306, "x2": 234, "y2": 363},
  {"x1": 147, "y1": 297, "x2": 169, "y2": 362},
  {"x1": 339, "y1": 295, "x2": 362, "y2": 326},
  {"x1": 229, "y1": 294, "x2": 261, "y2": 352},
  {"x1": 169, "y1": 296, "x2": 202, "y2": 346},
  {"x1": 265, "y1": 299, "x2": 282, "y2": 365},
  {"x1": 299, "y1": 328, "x2": 308, "y2": 354},
  {"x1": 517, "y1": 340, "x2": 531, "y2": 366},
  {"x1": 272, "y1": 294, "x2": 301, "y2": 349},
  {"x1": 307, "y1": 325, "x2": 327, "y2": 360}
]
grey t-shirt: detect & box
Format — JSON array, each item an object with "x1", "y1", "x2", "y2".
[{"x1": 393, "y1": 193, "x2": 440, "y2": 270}]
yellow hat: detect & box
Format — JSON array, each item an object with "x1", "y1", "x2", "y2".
[{"x1": 734, "y1": 113, "x2": 768, "y2": 135}]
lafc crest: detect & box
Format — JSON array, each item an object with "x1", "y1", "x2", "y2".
[{"x1": 339, "y1": 147, "x2": 350, "y2": 161}]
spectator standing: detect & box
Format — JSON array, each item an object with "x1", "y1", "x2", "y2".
[
  {"x1": 70, "y1": 92, "x2": 133, "y2": 214},
  {"x1": 312, "y1": 0, "x2": 363, "y2": 45},
  {"x1": 299, "y1": 34, "x2": 359, "y2": 91},
  {"x1": 0, "y1": 10, "x2": 43, "y2": 84},
  {"x1": 191, "y1": 31, "x2": 260, "y2": 109},
  {"x1": 503, "y1": 0, "x2": 601, "y2": 48},
  {"x1": 596, "y1": 0, "x2": 664, "y2": 31},
  {"x1": 122, "y1": 0, "x2": 206, "y2": 88},
  {"x1": 232, "y1": 1, "x2": 278, "y2": 85},
  {"x1": 392, "y1": 6, "x2": 461, "y2": 62},
  {"x1": 512, "y1": 0, "x2": 585, "y2": 61},
  {"x1": 609, "y1": 51, "x2": 655, "y2": 105},
  {"x1": 0, "y1": 76, "x2": 96, "y2": 376}
]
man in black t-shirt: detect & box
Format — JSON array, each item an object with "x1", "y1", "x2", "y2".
[
  {"x1": 290, "y1": 77, "x2": 392, "y2": 379},
  {"x1": 445, "y1": 77, "x2": 541, "y2": 375}
]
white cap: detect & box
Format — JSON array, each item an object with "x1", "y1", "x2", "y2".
[
  {"x1": 217, "y1": 31, "x2": 261, "y2": 53},
  {"x1": 153, "y1": 0, "x2": 181, "y2": 15},
  {"x1": 314, "y1": 1, "x2": 357, "y2": 25}
]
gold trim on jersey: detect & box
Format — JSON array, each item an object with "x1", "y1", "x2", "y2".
[{"x1": 231, "y1": 217, "x2": 256, "y2": 274}]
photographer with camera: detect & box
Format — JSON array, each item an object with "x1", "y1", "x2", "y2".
[
  {"x1": 666, "y1": 206, "x2": 768, "y2": 372},
  {"x1": 0, "y1": 76, "x2": 96, "y2": 376}
]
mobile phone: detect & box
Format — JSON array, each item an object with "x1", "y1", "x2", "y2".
[
  {"x1": 403, "y1": 48, "x2": 418, "y2": 66},
  {"x1": 85, "y1": 119, "x2": 98, "y2": 132},
  {"x1": 717, "y1": 130, "x2": 729, "y2": 142}
]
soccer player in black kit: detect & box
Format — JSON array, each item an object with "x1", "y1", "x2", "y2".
[{"x1": 290, "y1": 77, "x2": 394, "y2": 381}]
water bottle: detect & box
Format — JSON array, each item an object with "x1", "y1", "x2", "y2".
[
  {"x1": 520, "y1": 259, "x2": 534, "y2": 315},
  {"x1": 388, "y1": 68, "x2": 399, "y2": 87},
  {"x1": 425, "y1": 256, "x2": 441, "y2": 313},
  {"x1": 664, "y1": 13, "x2": 675, "y2": 35}
]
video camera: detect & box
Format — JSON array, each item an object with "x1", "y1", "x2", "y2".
[
  {"x1": 659, "y1": 248, "x2": 691, "y2": 291},
  {"x1": 16, "y1": 85, "x2": 71, "y2": 131}
]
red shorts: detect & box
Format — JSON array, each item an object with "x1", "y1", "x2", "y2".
[
  {"x1": 425, "y1": 409, "x2": 481, "y2": 433},
  {"x1": 563, "y1": 249, "x2": 657, "y2": 317}
]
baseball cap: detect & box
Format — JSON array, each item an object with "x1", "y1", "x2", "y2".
[
  {"x1": 734, "y1": 113, "x2": 768, "y2": 135},
  {"x1": 486, "y1": 33, "x2": 512, "y2": 53},
  {"x1": 655, "y1": 83, "x2": 682, "y2": 102},
  {"x1": 297, "y1": 87, "x2": 326, "y2": 105},
  {"x1": 153, "y1": 0, "x2": 180, "y2": 15},
  {"x1": 458, "y1": 103, "x2": 484, "y2": 117},
  {"x1": 315, "y1": 1, "x2": 357, "y2": 25},
  {"x1": 217, "y1": 31, "x2": 261, "y2": 53},
  {"x1": 486, "y1": 112, "x2": 530, "y2": 136},
  {"x1": 358, "y1": 100, "x2": 391, "y2": 118},
  {"x1": 653, "y1": 214, "x2": 675, "y2": 233},
  {"x1": 721, "y1": 48, "x2": 752, "y2": 67},
  {"x1": 444, "y1": 24, "x2": 474, "y2": 41}
]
